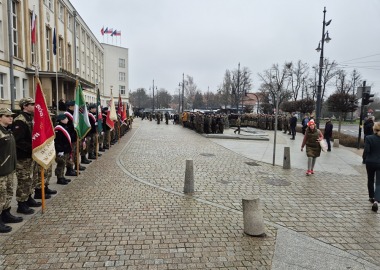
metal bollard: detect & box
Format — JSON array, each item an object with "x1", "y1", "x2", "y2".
[
  {"x1": 184, "y1": 159, "x2": 194, "y2": 194},
  {"x1": 242, "y1": 197, "x2": 266, "y2": 237},
  {"x1": 333, "y1": 139, "x2": 339, "y2": 148},
  {"x1": 283, "y1": 146, "x2": 291, "y2": 169}
]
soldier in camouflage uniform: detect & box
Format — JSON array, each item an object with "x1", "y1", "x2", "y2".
[
  {"x1": 11, "y1": 98, "x2": 41, "y2": 215},
  {"x1": 0, "y1": 108, "x2": 23, "y2": 233}
]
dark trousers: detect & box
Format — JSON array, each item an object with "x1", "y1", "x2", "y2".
[
  {"x1": 366, "y1": 163, "x2": 380, "y2": 201},
  {"x1": 325, "y1": 136, "x2": 331, "y2": 151},
  {"x1": 290, "y1": 126, "x2": 296, "y2": 139}
]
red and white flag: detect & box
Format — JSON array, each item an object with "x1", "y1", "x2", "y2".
[
  {"x1": 31, "y1": 10, "x2": 36, "y2": 44},
  {"x1": 32, "y1": 78, "x2": 55, "y2": 169}
]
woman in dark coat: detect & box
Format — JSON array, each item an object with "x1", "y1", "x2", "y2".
[
  {"x1": 301, "y1": 119, "x2": 323, "y2": 176},
  {"x1": 363, "y1": 122, "x2": 380, "y2": 212}
]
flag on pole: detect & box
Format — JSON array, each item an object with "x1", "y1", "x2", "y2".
[
  {"x1": 53, "y1": 28, "x2": 57, "y2": 55},
  {"x1": 31, "y1": 10, "x2": 36, "y2": 44},
  {"x1": 96, "y1": 87, "x2": 103, "y2": 133},
  {"x1": 101, "y1": 26, "x2": 104, "y2": 36},
  {"x1": 122, "y1": 102, "x2": 127, "y2": 122},
  {"x1": 111, "y1": 30, "x2": 117, "y2": 36},
  {"x1": 115, "y1": 31, "x2": 121, "y2": 36},
  {"x1": 105, "y1": 28, "x2": 113, "y2": 34},
  {"x1": 32, "y1": 78, "x2": 56, "y2": 169},
  {"x1": 117, "y1": 93, "x2": 122, "y2": 116},
  {"x1": 106, "y1": 94, "x2": 117, "y2": 129},
  {"x1": 73, "y1": 83, "x2": 91, "y2": 139}
]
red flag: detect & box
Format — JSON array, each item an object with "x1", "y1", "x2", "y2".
[
  {"x1": 31, "y1": 10, "x2": 36, "y2": 44},
  {"x1": 32, "y1": 78, "x2": 55, "y2": 169},
  {"x1": 101, "y1": 26, "x2": 104, "y2": 36},
  {"x1": 106, "y1": 99, "x2": 115, "y2": 130},
  {"x1": 122, "y1": 102, "x2": 127, "y2": 122},
  {"x1": 117, "y1": 94, "x2": 122, "y2": 116}
]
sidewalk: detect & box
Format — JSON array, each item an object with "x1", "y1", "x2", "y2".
[
  {"x1": 209, "y1": 126, "x2": 365, "y2": 176},
  {"x1": 0, "y1": 119, "x2": 378, "y2": 269}
]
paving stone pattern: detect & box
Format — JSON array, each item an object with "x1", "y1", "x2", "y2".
[
  {"x1": 121, "y1": 120, "x2": 380, "y2": 267},
  {"x1": 0, "y1": 121, "x2": 276, "y2": 270}
]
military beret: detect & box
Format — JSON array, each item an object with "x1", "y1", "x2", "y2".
[
  {"x1": 88, "y1": 103, "x2": 97, "y2": 109},
  {"x1": 66, "y1": 100, "x2": 75, "y2": 106},
  {"x1": 19, "y1": 97, "x2": 35, "y2": 108},
  {"x1": 56, "y1": 114, "x2": 67, "y2": 121},
  {"x1": 0, "y1": 108, "x2": 15, "y2": 116}
]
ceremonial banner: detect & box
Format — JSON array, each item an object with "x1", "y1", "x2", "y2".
[
  {"x1": 32, "y1": 78, "x2": 55, "y2": 169},
  {"x1": 96, "y1": 87, "x2": 103, "y2": 133},
  {"x1": 73, "y1": 83, "x2": 91, "y2": 139}
]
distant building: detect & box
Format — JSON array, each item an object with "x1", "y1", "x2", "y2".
[{"x1": 0, "y1": 0, "x2": 129, "y2": 110}]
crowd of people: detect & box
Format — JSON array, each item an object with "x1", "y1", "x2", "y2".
[{"x1": 0, "y1": 98, "x2": 132, "y2": 233}]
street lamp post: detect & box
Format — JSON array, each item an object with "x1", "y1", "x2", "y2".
[
  {"x1": 179, "y1": 73, "x2": 187, "y2": 113},
  {"x1": 150, "y1": 80, "x2": 157, "y2": 112},
  {"x1": 315, "y1": 6, "x2": 332, "y2": 129}
]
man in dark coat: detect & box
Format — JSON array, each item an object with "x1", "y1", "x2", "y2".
[
  {"x1": 363, "y1": 116, "x2": 375, "y2": 163},
  {"x1": 289, "y1": 112, "x2": 297, "y2": 140},
  {"x1": 324, "y1": 118, "x2": 333, "y2": 152}
]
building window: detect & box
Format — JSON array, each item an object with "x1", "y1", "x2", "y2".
[
  {"x1": 45, "y1": 0, "x2": 53, "y2": 11},
  {"x1": 58, "y1": 38, "x2": 63, "y2": 69},
  {"x1": 11, "y1": 0, "x2": 18, "y2": 58},
  {"x1": 59, "y1": 2, "x2": 64, "y2": 21},
  {"x1": 0, "y1": 20, "x2": 3, "y2": 52},
  {"x1": 119, "y1": 85, "x2": 125, "y2": 95},
  {"x1": 14, "y1": 76, "x2": 18, "y2": 100},
  {"x1": 46, "y1": 27, "x2": 51, "y2": 71},
  {"x1": 0, "y1": 74, "x2": 4, "y2": 99},
  {"x1": 67, "y1": 13, "x2": 72, "y2": 31},
  {"x1": 119, "y1": 72, "x2": 125, "y2": 82},
  {"x1": 22, "y1": 79, "x2": 27, "y2": 98},
  {"x1": 67, "y1": 44, "x2": 71, "y2": 72},
  {"x1": 119, "y1": 58, "x2": 125, "y2": 68}
]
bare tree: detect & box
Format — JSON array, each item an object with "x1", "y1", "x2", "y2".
[
  {"x1": 321, "y1": 58, "x2": 338, "y2": 103},
  {"x1": 335, "y1": 69, "x2": 351, "y2": 94},
  {"x1": 289, "y1": 60, "x2": 309, "y2": 101},
  {"x1": 257, "y1": 62, "x2": 293, "y2": 112},
  {"x1": 231, "y1": 66, "x2": 253, "y2": 111},
  {"x1": 218, "y1": 70, "x2": 233, "y2": 109}
]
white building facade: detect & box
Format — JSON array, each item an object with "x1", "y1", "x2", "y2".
[
  {"x1": 0, "y1": 0, "x2": 128, "y2": 110},
  {"x1": 102, "y1": 43, "x2": 129, "y2": 105}
]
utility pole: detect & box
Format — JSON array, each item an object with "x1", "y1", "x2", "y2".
[
  {"x1": 357, "y1": 81, "x2": 366, "y2": 149},
  {"x1": 152, "y1": 80, "x2": 156, "y2": 112},
  {"x1": 181, "y1": 73, "x2": 185, "y2": 113},
  {"x1": 237, "y1": 63, "x2": 240, "y2": 112}
]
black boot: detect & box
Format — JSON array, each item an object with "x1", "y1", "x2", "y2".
[
  {"x1": 99, "y1": 147, "x2": 106, "y2": 152},
  {"x1": 1, "y1": 207, "x2": 23, "y2": 223},
  {"x1": 96, "y1": 152, "x2": 102, "y2": 157},
  {"x1": 17, "y1": 201, "x2": 35, "y2": 215},
  {"x1": 0, "y1": 221, "x2": 12, "y2": 233},
  {"x1": 26, "y1": 195, "x2": 42, "y2": 207},
  {"x1": 81, "y1": 156, "x2": 92, "y2": 164},
  {"x1": 57, "y1": 177, "x2": 69, "y2": 185},
  {"x1": 88, "y1": 153, "x2": 97, "y2": 160},
  {"x1": 34, "y1": 188, "x2": 51, "y2": 200},
  {"x1": 45, "y1": 185, "x2": 57, "y2": 195},
  {"x1": 75, "y1": 165, "x2": 86, "y2": 171},
  {"x1": 65, "y1": 169, "x2": 79, "y2": 176}
]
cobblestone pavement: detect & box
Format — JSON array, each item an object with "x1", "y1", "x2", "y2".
[
  {"x1": 0, "y1": 120, "x2": 276, "y2": 270},
  {"x1": 0, "y1": 119, "x2": 379, "y2": 269},
  {"x1": 120, "y1": 120, "x2": 380, "y2": 267}
]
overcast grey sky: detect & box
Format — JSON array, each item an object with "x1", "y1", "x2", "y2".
[{"x1": 70, "y1": 0, "x2": 380, "y2": 95}]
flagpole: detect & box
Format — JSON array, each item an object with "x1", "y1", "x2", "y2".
[
  {"x1": 41, "y1": 167, "x2": 45, "y2": 214},
  {"x1": 96, "y1": 134, "x2": 99, "y2": 159},
  {"x1": 55, "y1": 28, "x2": 59, "y2": 116}
]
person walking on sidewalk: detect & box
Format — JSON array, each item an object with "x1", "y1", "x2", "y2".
[
  {"x1": 234, "y1": 116, "x2": 241, "y2": 134},
  {"x1": 301, "y1": 119, "x2": 323, "y2": 176},
  {"x1": 324, "y1": 118, "x2": 333, "y2": 152},
  {"x1": 363, "y1": 121, "x2": 380, "y2": 212},
  {"x1": 289, "y1": 112, "x2": 297, "y2": 140},
  {"x1": 0, "y1": 108, "x2": 23, "y2": 233},
  {"x1": 363, "y1": 116, "x2": 375, "y2": 163}
]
